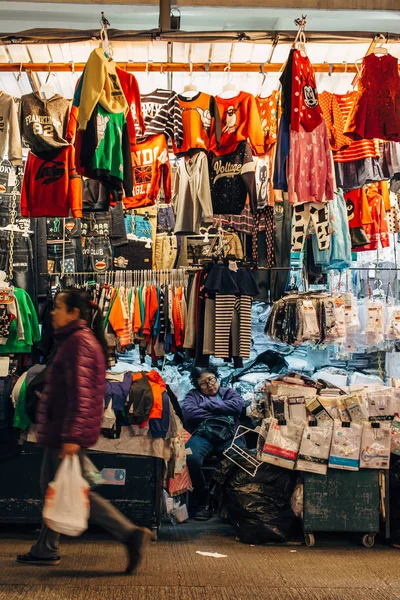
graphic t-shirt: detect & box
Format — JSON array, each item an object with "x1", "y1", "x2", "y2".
[
  {"x1": 209, "y1": 91, "x2": 264, "y2": 156},
  {"x1": 123, "y1": 133, "x2": 171, "y2": 209},
  {"x1": 173, "y1": 92, "x2": 222, "y2": 155},
  {"x1": 20, "y1": 145, "x2": 82, "y2": 218},
  {"x1": 291, "y1": 50, "x2": 323, "y2": 133},
  {"x1": 209, "y1": 141, "x2": 256, "y2": 214},
  {"x1": 20, "y1": 92, "x2": 71, "y2": 154}
]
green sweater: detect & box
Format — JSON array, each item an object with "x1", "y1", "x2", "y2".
[{"x1": 0, "y1": 288, "x2": 40, "y2": 354}]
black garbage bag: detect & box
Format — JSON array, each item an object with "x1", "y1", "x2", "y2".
[
  {"x1": 214, "y1": 452, "x2": 298, "y2": 544},
  {"x1": 390, "y1": 453, "x2": 400, "y2": 543}
]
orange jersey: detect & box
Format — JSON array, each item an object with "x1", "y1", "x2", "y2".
[
  {"x1": 210, "y1": 91, "x2": 265, "y2": 156},
  {"x1": 123, "y1": 134, "x2": 171, "y2": 209},
  {"x1": 173, "y1": 92, "x2": 221, "y2": 155}
]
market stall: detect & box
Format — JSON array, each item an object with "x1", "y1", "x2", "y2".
[{"x1": 0, "y1": 8, "x2": 400, "y2": 545}]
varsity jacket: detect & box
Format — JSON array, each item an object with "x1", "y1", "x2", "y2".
[
  {"x1": 78, "y1": 48, "x2": 129, "y2": 131},
  {"x1": 0, "y1": 92, "x2": 22, "y2": 166},
  {"x1": 20, "y1": 92, "x2": 71, "y2": 155},
  {"x1": 123, "y1": 133, "x2": 171, "y2": 209},
  {"x1": 21, "y1": 145, "x2": 82, "y2": 218},
  {"x1": 138, "y1": 89, "x2": 184, "y2": 148},
  {"x1": 209, "y1": 91, "x2": 264, "y2": 156},
  {"x1": 173, "y1": 92, "x2": 222, "y2": 155},
  {"x1": 209, "y1": 140, "x2": 257, "y2": 215}
]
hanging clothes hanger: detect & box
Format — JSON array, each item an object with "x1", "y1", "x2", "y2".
[
  {"x1": 373, "y1": 34, "x2": 388, "y2": 55},
  {"x1": 39, "y1": 62, "x2": 56, "y2": 100},
  {"x1": 219, "y1": 60, "x2": 238, "y2": 99},
  {"x1": 292, "y1": 15, "x2": 308, "y2": 56},
  {"x1": 99, "y1": 12, "x2": 113, "y2": 58},
  {"x1": 181, "y1": 59, "x2": 199, "y2": 98}
]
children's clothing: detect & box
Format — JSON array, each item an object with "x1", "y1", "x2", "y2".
[{"x1": 345, "y1": 53, "x2": 400, "y2": 142}]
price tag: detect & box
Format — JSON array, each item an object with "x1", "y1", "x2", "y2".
[
  {"x1": 7, "y1": 170, "x2": 16, "y2": 188},
  {"x1": 0, "y1": 357, "x2": 10, "y2": 377}
]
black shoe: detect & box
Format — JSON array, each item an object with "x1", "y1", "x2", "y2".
[
  {"x1": 194, "y1": 506, "x2": 212, "y2": 521},
  {"x1": 125, "y1": 527, "x2": 152, "y2": 575},
  {"x1": 16, "y1": 552, "x2": 60, "y2": 566}
]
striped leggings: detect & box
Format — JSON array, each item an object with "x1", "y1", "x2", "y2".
[{"x1": 214, "y1": 294, "x2": 252, "y2": 359}]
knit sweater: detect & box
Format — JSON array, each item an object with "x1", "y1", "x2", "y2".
[{"x1": 0, "y1": 92, "x2": 22, "y2": 166}]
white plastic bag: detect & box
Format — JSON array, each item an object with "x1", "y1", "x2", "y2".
[{"x1": 43, "y1": 455, "x2": 90, "y2": 537}]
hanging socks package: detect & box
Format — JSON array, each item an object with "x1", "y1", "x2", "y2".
[
  {"x1": 260, "y1": 417, "x2": 304, "y2": 470},
  {"x1": 367, "y1": 388, "x2": 395, "y2": 421},
  {"x1": 296, "y1": 420, "x2": 333, "y2": 476},
  {"x1": 360, "y1": 422, "x2": 391, "y2": 469},
  {"x1": 328, "y1": 420, "x2": 362, "y2": 471}
]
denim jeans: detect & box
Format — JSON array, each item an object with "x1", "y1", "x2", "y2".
[{"x1": 186, "y1": 431, "x2": 245, "y2": 505}]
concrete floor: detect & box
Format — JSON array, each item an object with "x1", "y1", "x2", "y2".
[{"x1": 1, "y1": 519, "x2": 400, "y2": 600}]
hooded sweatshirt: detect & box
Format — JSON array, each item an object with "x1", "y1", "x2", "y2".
[
  {"x1": 20, "y1": 92, "x2": 71, "y2": 154},
  {"x1": 0, "y1": 92, "x2": 22, "y2": 166},
  {"x1": 78, "y1": 48, "x2": 129, "y2": 131}
]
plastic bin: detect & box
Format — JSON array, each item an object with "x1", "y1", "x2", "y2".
[
  {"x1": 0, "y1": 442, "x2": 164, "y2": 536},
  {"x1": 303, "y1": 469, "x2": 388, "y2": 547}
]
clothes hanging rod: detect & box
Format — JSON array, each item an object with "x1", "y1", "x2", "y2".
[{"x1": 0, "y1": 62, "x2": 382, "y2": 74}]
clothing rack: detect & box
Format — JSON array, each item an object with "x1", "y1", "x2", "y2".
[{"x1": 0, "y1": 62, "x2": 389, "y2": 74}]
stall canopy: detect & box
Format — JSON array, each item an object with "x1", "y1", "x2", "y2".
[{"x1": 0, "y1": 2, "x2": 399, "y2": 98}]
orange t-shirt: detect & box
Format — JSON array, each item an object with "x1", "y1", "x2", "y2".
[
  {"x1": 173, "y1": 92, "x2": 221, "y2": 155},
  {"x1": 209, "y1": 91, "x2": 264, "y2": 156},
  {"x1": 123, "y1": 134, "x2": 171, "y2": 209}
]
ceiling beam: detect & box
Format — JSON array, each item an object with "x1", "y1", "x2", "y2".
[{"x1": 7, "y1": 0, "x2": 400, "y2": 8}]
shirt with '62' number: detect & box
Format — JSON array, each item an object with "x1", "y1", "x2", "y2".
[{"x1": 20, "y1": 92, "x2": 71, "y2": 154}]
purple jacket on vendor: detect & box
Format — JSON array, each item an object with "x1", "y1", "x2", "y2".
[
  {"x1": 182, "y1": 386, "x2": 244, "y2": 433},
  {"x1": 36, "y1": 319, "x2": 106, "y2": 449}
]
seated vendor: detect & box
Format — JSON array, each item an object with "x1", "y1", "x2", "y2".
[{"x1": 182, "y1": 365, "x2": 244, "y2": 521}]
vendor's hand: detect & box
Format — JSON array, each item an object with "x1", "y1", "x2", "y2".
[{"x1": 60, "y1": 443, "x2": 80, "y2": 458}]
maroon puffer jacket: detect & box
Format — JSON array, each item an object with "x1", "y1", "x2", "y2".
[{"x1": 36, "y1": 319, "x2": 106, "y2": 449}]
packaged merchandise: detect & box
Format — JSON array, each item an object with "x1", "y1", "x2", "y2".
[
  {"x1": 367, "y1": 388, "x2": 395, "y2": 421},
  {"x1": 364, "y1": 299, "x2": 385, "y2": 345},
  {"x1": 305, "y1": 396, "x2": 332, "y2": 423},
  {"x1": 260, "y1": 417, "x2": 304, "y2": 470},
  {"x1": 345, "y1": 392, "x2": 368, "y2": 422},
  {"x1": 360, "y1": 421, "x2": 391, "y2": 469},
  {"x1": 296, "y1": 420, "x2": 333, "y2": 475},
  {"x1": 328, "y1": 420, "x2": 362, "y2": 471},
  {"x1": 336, "y1": 397, "x2": 351, "y2": 422}
]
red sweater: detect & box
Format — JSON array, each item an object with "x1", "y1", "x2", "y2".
[
  {"x1": 21, "y1": 146, "x2": 82, "y2": 218},
  {"x1": 209, "y1": 91, "x2": 264, "y2": 156},
  {"x1": 115, "y1": 67, "x2": 145, "y2": 145}
]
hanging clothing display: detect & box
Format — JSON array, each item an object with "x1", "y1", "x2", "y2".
[
  {"x1": 345, "y1": 53, "x2": 400, "y2": 142},
  {"x1": 123, "y1": 133, "x2": 171, "y2": 209},
  {"x1": 173, "y1": 152, "x2": 213, "y2": 235},
  {"x1": 209, "y1": 91, "x2": 264, "y2": 156},
  {"x1": 137, "y1": 89, "x2": 184, "y2": 149},
  {"x1": 0, "y1": 92, "x2": 22, "y2": 166},
  {"x1": 0, "y1": 287, "x2": 40, "y2": 355},
  {"x1": 20, "y1": 92, "x2": 71, "y2": 154},
  {"x1": 77, "y1": 48, "x2": 129, "y2": 131},
  {"x1": 115, "y1": 66, "x2": 145, "y2": 145},
  {"x1": 174, "y1": 92, "x2": 222, "y2": 156},
  {"x1": 21, "y1": 145, "x2": 82, "y2": 218},
  {"x1": 290, "y1": 49, "x2": 323, "y2": 133},
  {"x1": 288, "y1": 120, "x2": 336, "y2": 205},
  {"x1": 208, "y1": 141, "x2": 257, "y2": 215}
]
